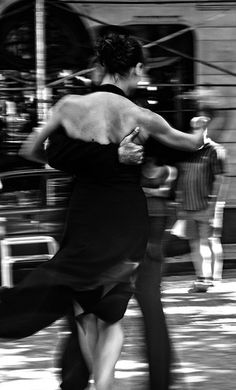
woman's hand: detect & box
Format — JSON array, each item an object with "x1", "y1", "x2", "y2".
[{"x1": 190, "y1": 116, "x2": 210, "y2": 130}]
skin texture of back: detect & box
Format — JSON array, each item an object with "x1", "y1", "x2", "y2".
[{"x1": 57, "y1": 92, "x2": 141, "y2": 144}]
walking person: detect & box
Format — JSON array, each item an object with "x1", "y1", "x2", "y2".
[
  {"x1": 176, "y1": 115, "x2": 227, "y2": 292},
  {"x1": 0, "y1": 31, "x2": 205, "y2": 390}
]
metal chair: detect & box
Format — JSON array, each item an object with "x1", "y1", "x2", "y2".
[{"x1": 0, "y1": 235, "x2": 58, "y2": 287}]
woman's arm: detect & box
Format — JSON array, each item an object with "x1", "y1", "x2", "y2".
[
  {"x1": 138, "y1": 108, "x2": 204, "y2": 151},
  {"x1": 19, "y1": 129, "x2": 47, "y2": 164},
  {"x1": 19, "y1": 102, "x2": 62, "y2": 164}
]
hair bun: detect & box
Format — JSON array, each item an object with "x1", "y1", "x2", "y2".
[{"x1": 96, "y1": 33, "x2": 143, "y2": 76}]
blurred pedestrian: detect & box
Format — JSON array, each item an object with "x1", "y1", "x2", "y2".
[{"x1": 176, "y1": 115, "x2": 227, "y2": 292}]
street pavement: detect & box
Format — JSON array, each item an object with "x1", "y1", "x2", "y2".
[{"x1": 0, "y1": 270, "x2": 236, "y2": 390}]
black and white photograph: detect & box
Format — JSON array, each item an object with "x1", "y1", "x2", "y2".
[{"x1": 0, "y1": 1, "x2": 235, "y2": 389}]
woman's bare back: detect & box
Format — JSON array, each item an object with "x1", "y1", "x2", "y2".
[{"x1": 59, "y1": 92, "x2": 141, "y2": 144}]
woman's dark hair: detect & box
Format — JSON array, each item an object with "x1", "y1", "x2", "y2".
[{"x1": 95, "y1": 32, "x2": 144, "y2": 76}]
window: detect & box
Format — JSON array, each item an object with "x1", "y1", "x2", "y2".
[
  {"x1": 125, "y1": 24, "x2": 195, "y2": 131},
  {"x1": 0, "y1": 0, "x2": 92, "y2": 71}
]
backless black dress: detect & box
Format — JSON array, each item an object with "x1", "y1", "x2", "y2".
[{"x1": 0, "y1": 85, "x2": 148, "y2": 338}]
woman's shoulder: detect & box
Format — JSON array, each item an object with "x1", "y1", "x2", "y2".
[
  {"x1": 57, "y1": 91, "x2": 135, "y2": 111},
  {"x1": 55, "y1": 94, "x2": 86, "y2": 109},
  {"x1": 49, "y1": 95, "x2": 82, "y2": 117},
  {"x1": 59, "y1": 94, "x2": 84, "y2": 107}
]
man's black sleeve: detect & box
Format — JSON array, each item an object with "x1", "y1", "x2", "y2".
[
  {"x1": 144, "y1": 137, "x2": 192, "y2": 165},
  {"x1": 47, "y1": 128, "x2": 119, "y2": 174}
]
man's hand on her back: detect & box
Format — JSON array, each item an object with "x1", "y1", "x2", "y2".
[{"x1": 118, "y1": 127, "x2": 144, "y2": 165}]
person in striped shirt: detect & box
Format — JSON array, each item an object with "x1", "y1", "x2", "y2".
[{"x1": 176, "y1": 115, "x2": 227, "y2": 292}]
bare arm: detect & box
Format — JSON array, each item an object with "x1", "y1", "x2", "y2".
[
  {"x1": 137, "y1": 108, "x2": 204, "y2": 151},
  {"x1": 19, "y1": 102, "x2": 62, "y2": 164},
  {"x1": 207, "y1": 174, "x2": 226, "y2": 228}
]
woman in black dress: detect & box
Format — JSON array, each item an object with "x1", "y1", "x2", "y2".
[{"x1": 0, "y1": 33, "x2": 205, "y2": 389}]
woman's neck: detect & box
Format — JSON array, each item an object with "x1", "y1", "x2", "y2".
[{"x1": 101, "y1": 75, "x2": 130, "y2": 95}]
